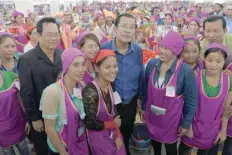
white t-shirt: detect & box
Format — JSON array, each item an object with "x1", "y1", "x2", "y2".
[{"x1": 24, "y1": 43, "x2": 34, "y2": 53}]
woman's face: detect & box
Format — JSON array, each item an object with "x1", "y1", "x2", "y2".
[
  {"x1": 97, "y1": 16, "x2": 105, "y2": 26},
  {"x1": 29, "y1": 28, "x2": 38, "y2": 42},
  {"x1": 15, "y1": 15, "x2": 24, "y2": 25},
  {"x1": 81, "y1": 38, "x2": 100, "y2": 60},
  {"x1": 26, "y1": 18, "x2": 34, "y2": 26},
  {"x1": 205, "y1": 51, "x2": 225, "y2": 75},
  {"x1": 67, "y1": 56, "x2": 87, "y2": 82},
  {"x1": 159, "y1": 45, "x2": 176, "y2": 62},
  {"x1": 0, "y1": 37, "x2": 17, "y2": 59},
  {"x1": 96, "y1": 56, "x2": 118, "y2": 83},
  {"x1": 177, "y1": 18, "x2": 184, "y2": 26},
  {"x1": 181, "y1": 40, "x2": 200, "y2": 65},
  {"x1": 188, "y1": 21, "x2": 199, "y2": 34}
]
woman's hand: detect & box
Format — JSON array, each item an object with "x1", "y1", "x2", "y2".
[{"x1": 116, "y1": 137, "x2": 123, "y2": 151}]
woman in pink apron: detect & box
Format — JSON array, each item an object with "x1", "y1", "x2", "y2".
[
  {"x1": 93, "y1": 13, "x2": 109, "y2": 45},
  {"x1": 77, "y1": 32, "x2": 100, "y2": 85},
  {"x1": 82, "y1": 50, "x2": 126, "y2": 155},
  {"x1": 40, "y1": 48, "x2": 89, "y2": 155},
  {"x1": 0, "y1": 61, "x2": 30, "y2": 154},
  {"x1": 222, "y1": 54, "x2": 232, "y2": 155},
  {"x1": 180, "y1": 43, "x2": 232, "y2": 155},
  {"x1": 144, "y1": 31, "x2": 198, "y2": 155},
  {"x1": 180, "y1": 36, "x2": 204, "y2": 71}
]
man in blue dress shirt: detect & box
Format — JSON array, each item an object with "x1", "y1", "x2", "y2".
[{"x1": 101, "y1": 13, "x2": 144, "y2": 155}]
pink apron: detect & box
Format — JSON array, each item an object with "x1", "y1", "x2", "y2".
[
  {"x1": 83, "y1": 71, "x2": 94, "y2": 85},
  {"x1": 226, "y1": 63, "x2": 232, "y2": 137},
  {"x1": 145, "y1": 59, "x2": 184, "y2": 143},
  {"x1": 182, "y1": 70, "x2": 229, "y2": 149},
  {"x1": 0, "y1": 81, "x2": 26, "y2": 148},
  {"x1": 59, "y1": 80, "x2": 89, "y2": 155},
  {"x1": 87, "y1": 81, "x2": 126, "y2": 155}
]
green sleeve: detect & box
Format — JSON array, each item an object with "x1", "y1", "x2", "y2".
[{"x1": 230, "y1": 76, "x2": 232, "y2": 92}]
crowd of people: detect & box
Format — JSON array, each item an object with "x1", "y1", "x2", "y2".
[{"x1": 1, "y1": 1, "x2": 232, "y2": 155}]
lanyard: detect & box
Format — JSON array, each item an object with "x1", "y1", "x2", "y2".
[{"x1": 204, "y1": 70, "x2": 221, "y2": 97}]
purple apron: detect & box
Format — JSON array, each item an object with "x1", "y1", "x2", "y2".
[
  {"x1": 100, "y1": 36, "x2": 108, "y2": 45},
  {"x1": 197, "y1": 59, "x2": 205, "y2": 70},
  {"x1": 83, "y1": 71, "x2": 94, "y2": 85},
  {"x1": 145, "y1": 59, "x2": 184, "y2": 143},
  {"x1": 0, "y1": 81, "x2": 26, "y2": 148},
  {"x1": 87, "y1": 81, "x2": 126, "y2": 155},
  {"x1": 182, "y1": 70, "x2": 229, "y2": 149},
  {"x1": 226, "y1": 63, "x2": 232, "y2": 137},
  {"x1": 59, "y1": 80, "x2": 89, "y2": 155}
]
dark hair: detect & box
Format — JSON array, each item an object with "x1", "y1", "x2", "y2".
[
  {"x1": 185, "y1": 38, "x2": 201, "y2": 51},
  {"x1": 115, "y1": 13, "x2": 136, "y2": 28},
  {"x1": 96, "y1": 57, "x2": 108, "y2": 67},
  {"x1": 179, "y1": 7, "x2": 186, "y2": 11},
  {"x1": 36, "y1": 17, "x2": 60, "y2": 35},
  {"x1": 0, "y1": 34, "x2": 15, "y2": 45},
  {"x1": 215, "y1": 3, "x2": 223, "y2": 9},
  {"x1": 165, "y1": 13, "x2": 173, "y2": 19},
  {"x1": 80, "y1": 34, "x2": 100, "y2": 48},
  {"x1": 203, "y1": 15, "x2": 226, "y2": 29},
  {"x1": 204, "y1": 48, "x2": 227, "y2": 60}
]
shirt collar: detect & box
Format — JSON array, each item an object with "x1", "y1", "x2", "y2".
[
  {"x1": 35, "y1": 44, "x2": 61, "y2": 65},
  {"x1": 112, "y1": 39, "x2": 135, "y2": 53},
  {"x1": 156, "y1": 58, "x2": 178, "y2": 73}
]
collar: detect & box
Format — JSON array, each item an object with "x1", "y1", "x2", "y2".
[
  {"x1": 155, "y1": 58, "x2": 178, "y2": 73},
  {"x1": 112, "y1": 39, "x2": 135, "y2": 53},
  {"x1": 35, "y1": 44, "x2": 60, "y2": 65}
]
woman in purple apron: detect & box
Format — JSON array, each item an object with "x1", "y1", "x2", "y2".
[
  {"x1": 82, "y1": 50, "x2": 126, "y2": 155},
  {"x1": 0, "y1": 33, "x2": 21, "y2": 74},
  {"x1": 77, "y1": 32, "x2": 100, "y2": 85},
  {"x1": 144, "y1": 31, "x2": 198, "y2": 155},
  {"x1": 0, "y1": 67, "x2": 30, "y2": 154},
  {"x1": 222, "y1": 55, "x2": 232, "y2": 155},
  {"x1": 179, "y1": 43, "x2": 232, "y2": 155},
  {"x1": 40, "y1": 48, "x2": 89, "y2": 155},
  {"x1": 180, "y1": 36, "x2": 204, "y2": 72}
]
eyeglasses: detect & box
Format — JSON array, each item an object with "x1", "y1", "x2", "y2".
[
  {"x1": 42, "y1": 32, "x2": 60, "y2": 38},
  {"x1": 117, "y1": 25, "x2": 136, "y2": 31}
]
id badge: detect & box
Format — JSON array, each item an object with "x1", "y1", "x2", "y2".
[
  {"x1": 15, "y1": 81, "x2": 20, "y2": 90},
  {"x1": 165, "y1": 86, "x2": 175, "y2": 97},
  {"x1": 73, "y1": 88, "x2": 82, "y2": 99},
  {"x1": 78, "y1": 125, "x2": 85, "y2": 137},
  {"x1": 150, "y1": 105, "x2": 167, "y2": 115},
  {"x1": 113, "y1": 92, "x2": 122, "y2": 105},
  {"x1": 109, "y1": 130, "x2": 114, "y2": 139}
]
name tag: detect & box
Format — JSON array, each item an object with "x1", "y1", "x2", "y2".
[
  {"x1": 78, "y1": 125, "x2": 85, "y2": 137},
  {"x1": 113, "y1": 92, "x2": 122, "y2": 105},
  {"x1": 150, "y1": 105, "x2": 167, "y2": 115},
  {"x1": 73, "y1": 88, "x2": 82, "y2": 99},
  {"x1": 15, "y1": 81, "x2": 20, "y2": 90},
  {"x1": 165, "y1": 86, "x2": 175, "y2": 97},
  {"x1": 109, "y1": 130, "x2": 114, "y2": 139}
]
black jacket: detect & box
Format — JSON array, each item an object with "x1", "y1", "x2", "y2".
[{"x1": 18, "y1": 44, "x2": 62, "y2": 122}]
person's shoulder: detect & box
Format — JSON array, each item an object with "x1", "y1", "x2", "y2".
[
  {"x1": 101, "y1": 40, "x2": 113, "y2": 49},
  {"x1": 132, "y1": 42, "x2": 142, "y2": 52},
  {"x1": 181, "y1": 61, "x2": 194, "y2": 74},
  {"x1": 146, "y1": 58, "x2": 160, "y2": 69},
  {"x1": 43, "y1": 82, "x2": 62, "y2": 96}
]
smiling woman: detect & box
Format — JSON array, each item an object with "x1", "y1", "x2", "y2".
[
  {"x1": 82, "y1": 49, "x2": 126, "y2": 155},
  {"x1": 0, "y1": 33, "x2": 20, "y2": 74}
]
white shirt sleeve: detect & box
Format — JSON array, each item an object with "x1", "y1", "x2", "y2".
[{"x1": 24, "y1": 44, "x2": 34, "y2": 53}]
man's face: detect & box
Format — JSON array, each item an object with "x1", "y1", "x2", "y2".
[
  {"x1": 164, "y1": 15, "x2": 172, "y2": 25},
  {"x1": 153, "y1": 8, "x2": 160, "y2": 16},
  {"x1": 38, "y1": 23, "x2": 60, "y2": 50},
  {"x1": 204, "y1": 19, "x2": 226, "y2": 44},
  {"x1": 114, "y1": 16, "x2": 136, "y2": 43},
  {"x1": 215, "y1": 4, "x2": 222, "y2": 13}
]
